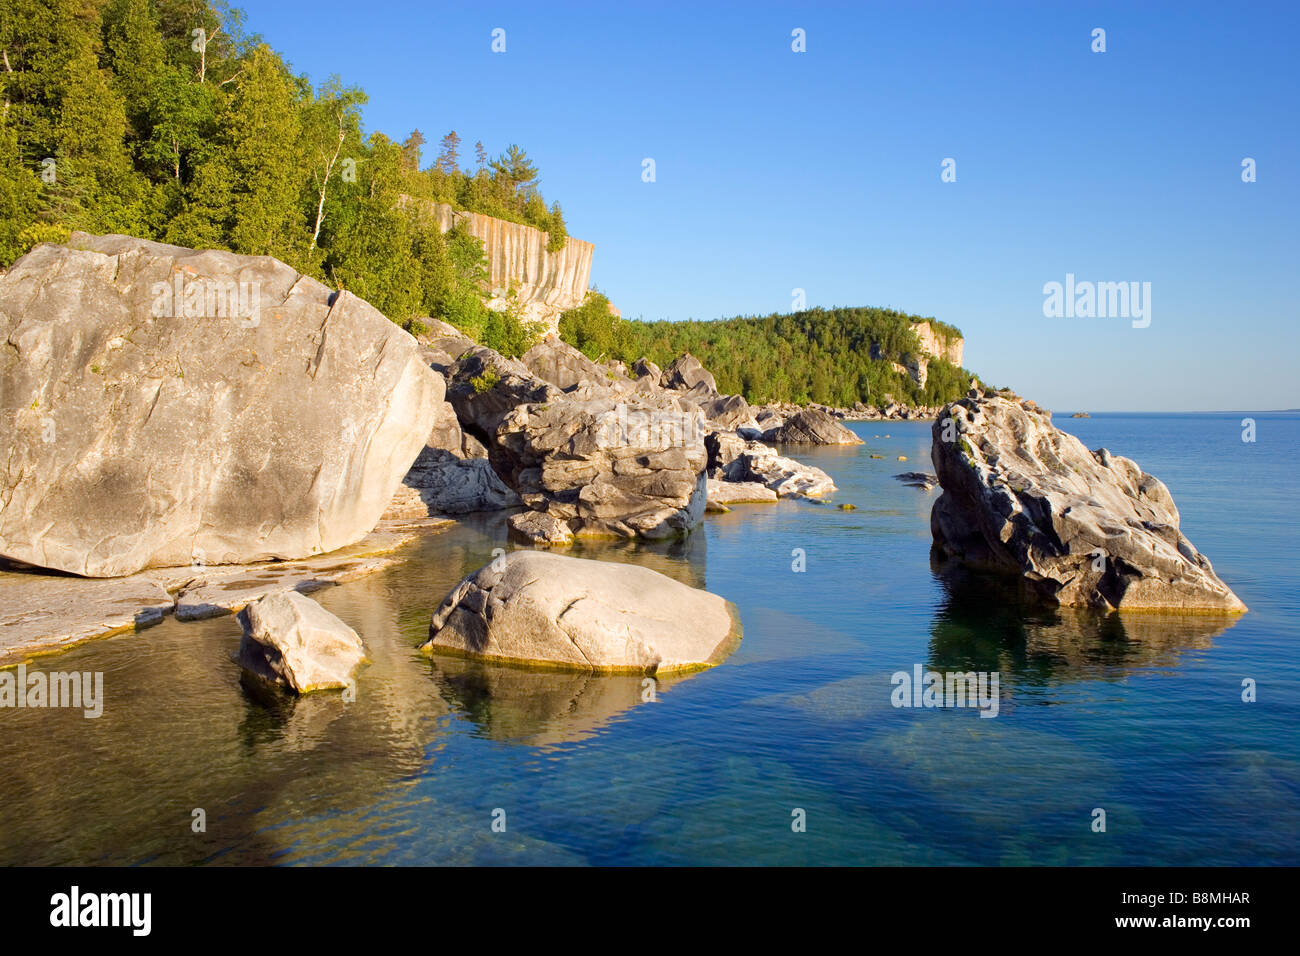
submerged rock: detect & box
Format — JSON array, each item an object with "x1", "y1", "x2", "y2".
[
  {"x1": 238, "y1": 591, "x2": 365, "y2": 694},
  {"x1": 930, "y1": 393, "x2": 1247, "y2": 612},
  {"x1": 0, "y1": 234, "x2": 440, "y2": 577},
  {"x1": 422, "y1": 551, "x2": 739, "y2": 674},
  {"x1": 895, "y1": 472, "x2": 939, "y2": 491}
]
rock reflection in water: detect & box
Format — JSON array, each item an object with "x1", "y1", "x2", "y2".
[
  {"x1": 927, "y1": 564, "x2": 1241, "y2": 682},
  {"x1": 429, "y1": 656, "x2": 693, "y2": 748}
]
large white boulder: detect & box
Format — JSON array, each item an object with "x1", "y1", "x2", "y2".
[
  {"x1": 0, "y1": 234, "x2": 441, "y2": 576},
  {"x1": 422, "y1": 551, "x2": 740, "y2": 674}
]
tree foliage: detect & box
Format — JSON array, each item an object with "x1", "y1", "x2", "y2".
[
  {"x1": 0, "y1": 0, "x2": 557, "y2": 356},
  {"x1": 560, "y1": 302, "x2": 975, "y2": 407}
]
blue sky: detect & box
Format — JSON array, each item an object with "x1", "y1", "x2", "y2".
[{"x1": 239, "y1": 0, "x2": 1297, "y2": 411}]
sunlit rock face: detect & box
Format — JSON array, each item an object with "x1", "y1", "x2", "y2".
[
  {"x1": 428, "y1": 203, "x2": 593, "y2": 337},
  {"x1": 423, "y1": 551, "x2": 739, "y2": 674},
  {"x1": 0, "y1": 234, "x2": 440, "y2": 577},
  {"x1": 930, "y1": 392, "x2": 1247, "y2": 613},
  {"x1": 446, "y1": 345, "x2": 709, "y2": 541}
]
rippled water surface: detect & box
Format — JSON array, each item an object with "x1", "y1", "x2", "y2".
[{"x1": 1, "y1": 413, "x2": 1296, "y2": 865}]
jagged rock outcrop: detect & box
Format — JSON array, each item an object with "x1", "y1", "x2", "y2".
[
  {"x1": 426, "y1": 203, "x2": 593, "y2": 337},
  {"x1": 446, "y1": 345, "x2": 709, "y2": 540},
  {"x1": 422, "y1": 551, "x2": 739, "y2": 673},
  {"x1": 761, "y1": 408, "x2": 863, "y2": 445},
  {"x1": 238, "y1": 591, "x2": 365, "y2": 694},
  {"x1": 446, "y1": 346, "x2": 563, "y2": 441},
  {"x1": 493, "y1": 398, "x2": 708, "y2": 539},
  {"x1": 632, "y1": 357, "x2": 662, "y2": 386},
  {"x1": 0, "y1": 234, "x2": 440, "y2": 577},
  {"x1": 663, "y1": 353, "x2": 718, "y2": 394},
  {"x1": 697, "y1": 392, "x2": 754, "y2": 429},
  {"x1": 930, "y1": 393, "x2": 1247, "y2": 612},
  {"x1": 522, "y1": 336, "x2": 626, "y2": 392}
]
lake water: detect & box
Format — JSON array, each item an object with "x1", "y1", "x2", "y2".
[{"x1": 1, "y1": 412, "x2": 1296, "y2": 865}]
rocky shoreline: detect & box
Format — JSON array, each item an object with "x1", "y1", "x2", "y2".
[{"x1": 0, "y1": 234, "x2": 1245, "y2": 680}]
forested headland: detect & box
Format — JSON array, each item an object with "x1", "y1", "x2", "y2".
[{"x1": 561, "y1": 295, "x2": 975, "y2": 407}]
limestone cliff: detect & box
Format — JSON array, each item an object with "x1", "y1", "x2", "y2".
[
  {"x1": 906, "y1": 320, "x2": 965, "y2": 387},
  {"x1": 428, "y1": 203, "x2": 593, "y2": 336}
]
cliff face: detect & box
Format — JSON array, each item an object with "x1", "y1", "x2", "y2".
[
  {"x1": 430, "y1": 203, "x2": 593, "y2": 336},
  {"x1": 906, "y1": 320, "x2": 965, "y2": 387},
  {"x1": 911, "y1": 320, "x2": 964, "y2": 366}
]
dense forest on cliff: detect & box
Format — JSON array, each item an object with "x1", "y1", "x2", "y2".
[
  {"x1": 560, "y1": 297, "x2": 974, "y2": 406},
  {"x1": 0, "y1": 0, "x2": 562, "y2": 354}
]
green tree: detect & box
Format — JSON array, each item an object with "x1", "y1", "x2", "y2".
[{"x1": 225, "y1": 46, "x2": 303, "y2": 260}]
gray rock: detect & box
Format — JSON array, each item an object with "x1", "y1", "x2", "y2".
[
  {"x1": 447, "y1": 348, "x2": 710, "y2": 539},
  {"x1": 930, "y1": 394, "x2": 1247, "y2": 612},
  {"x1": 697, "y1": 392, "x2": 754, "y2": 429},
  {"x1": 422, "y1": 551, "x2": 739, "y2": 673},
  {"x1": 723, "y1": 442, "x2": 836, "y2": 499},
  {"x1": 895, "y1": 472, "x2": 940, "y2": 491},
  {"x1": 663, "y1": 353, "x2": 718, "y2": 394},
  {"x1": 495, "y1": 398, "x2": 709, "y2": 539},
  {"x1": 0, "y1": 234, "x2": 440, "y2": 577},
  {"x1": 523, "y1": 336, "x2": 624, "y2": 392},
  {"x1": 385, "y1": 448, "x2": 521, "y2": 517},
  {"x1": 706, "y1": 479, "x2": 778, "y2": 510},
  {"x1": 415, "y1": 318, "x2": 475, "y2": 373},
  {"x1": 761, "y1": 407, "x2": 863, "y2": 445},
  {"x1": 238, "y1": 591, "x2": 365, "y2": 694},
  {"x1": 507, "y1": 509, "x2": 575, "y2": 545},
  {"x1": 425, "y1": 400, "x2": 465, "y2": 457},
  {"x1": 705, "y1": 430, "x2": 748, "y2": 476},
  {"x1": 445, "y1": 346, "x2": 561, "y2": 443},
  {"x1": 631, "y1": 357, "x2": 662, "y2": 386}
]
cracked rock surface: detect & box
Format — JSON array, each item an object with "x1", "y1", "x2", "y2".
[
  {"x1": 0, "y1": 234, "x2": 440, "y2": 576},
  {"x1": 930, "y1": 392, "x2": 1247, "y2": 612}
]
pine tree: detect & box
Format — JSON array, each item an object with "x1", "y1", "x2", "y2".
[{"x1": 436, "y1": 130, "x2": 460, "y2": 174}]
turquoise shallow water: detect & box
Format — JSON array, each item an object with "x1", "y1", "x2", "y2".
[{"x1": 0, "y1": 412, "x2": 1295, "y2": 865}]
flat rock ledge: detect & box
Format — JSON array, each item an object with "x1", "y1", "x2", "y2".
[
  {"x1": 422, "y1": 551, "x2": 740, "y2": 674},
  {"x1": 238, "y1": 591, "x2": 364, "y2": 694},
  {"x1": 706, "y1": 479, "x2": 779, "y2": 512},
  {"x1": 930, "y1": 392, "x2": 1247, "y2": 613},
  {"x1": 0, "y1": 518, "x2": 450, "y2": 665}
]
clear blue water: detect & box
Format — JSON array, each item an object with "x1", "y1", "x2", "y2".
[{"x1": 1, "y1": 412, "x2": 1295, "y2": 865}]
